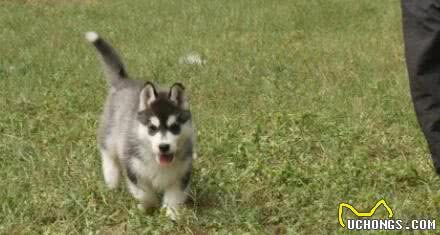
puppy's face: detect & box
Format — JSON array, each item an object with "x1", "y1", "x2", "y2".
[{"x1": 137, "y1": 82, "x2": 192, "y2": 166}]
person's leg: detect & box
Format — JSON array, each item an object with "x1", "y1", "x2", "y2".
[{"x1": 402, "y1": 0, "x2": 440, "y2": 174}]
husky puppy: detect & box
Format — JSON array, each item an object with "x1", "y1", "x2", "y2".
[{"x1": 85, "y1": 32, "x2": 195, "y2": 220}]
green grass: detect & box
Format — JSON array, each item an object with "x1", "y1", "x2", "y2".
[{"x1": 1, "y1": 0, "x2": 439, "y2": 234}]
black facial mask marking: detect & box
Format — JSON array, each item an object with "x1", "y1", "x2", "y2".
[
  {"x1": 177, "y1": 110, "x2": 191, "y2": 123},
  {"x1": 168, "y1": 123, "x2": 181, "y2": 135},
  {"x1": 137, "y1": 93, "x2": 191, "y2": 136},
  {"x1": 148, "y1": 124, "x2": 159, "y2": 135}
]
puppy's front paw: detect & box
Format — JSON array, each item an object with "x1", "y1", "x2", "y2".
[
  {"x1": 137, "y1": 203, "x2": 156, "y2": 214},
  {"x1": 164, "y1": 205, "x2": 179, "y2": 221},
  {"x1": 105, "y1": 175, "x2": 119, "y2": 190},
  {"x1": 137, "y1": 203, "x2": 144, "y2": 211}
]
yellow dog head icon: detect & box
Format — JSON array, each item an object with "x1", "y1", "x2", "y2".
[{"x1": 338, "y1": 199, "x2": 393, "y2": 227}]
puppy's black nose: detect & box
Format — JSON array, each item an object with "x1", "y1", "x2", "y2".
[{"x1": 159, "y1": 144, "x2": 170, "y2": 152}]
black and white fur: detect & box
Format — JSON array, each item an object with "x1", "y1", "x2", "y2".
[{"x1": 85, "y1": 32, "x2": 195, "y2": 220}]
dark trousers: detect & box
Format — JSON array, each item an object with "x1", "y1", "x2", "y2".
[{"x1": 402, "y1": 0, "x2": 440, "y2": 174}]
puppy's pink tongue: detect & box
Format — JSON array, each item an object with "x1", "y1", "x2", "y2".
[{"x1": 159, "y1": 154, "x2": 174, "y2": 165}]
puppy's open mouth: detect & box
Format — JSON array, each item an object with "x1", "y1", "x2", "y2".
[{"x1": 159, "y1": 154, "x2": 174, "y2": 165}]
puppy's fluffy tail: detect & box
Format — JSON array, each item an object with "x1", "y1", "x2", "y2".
[{"x1": 85, "y1": 32, "x2": 127, "y2": 87}]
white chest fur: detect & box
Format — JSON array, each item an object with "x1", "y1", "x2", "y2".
[{"x1": 130, "y1": 157, "x2": 189, "y2": 191}]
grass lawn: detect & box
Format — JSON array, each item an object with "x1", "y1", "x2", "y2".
[{"x1": 1, "y1": 0, "x2": 439, "y2": 234}]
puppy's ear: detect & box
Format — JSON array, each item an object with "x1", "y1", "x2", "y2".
[
  {"x1": 169, "y1": 82, "x2": 188, "y2": 109},
  {"x1": 139, "y1": 81, "x2": 157, "y2": 110}
]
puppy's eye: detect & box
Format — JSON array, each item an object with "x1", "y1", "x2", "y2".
[
  {"x1": 148, "y1": 125, "x2": 158, "y2": 132},
  {"x1": 169, "y1": 124, "x2": 180, "y2": 133}
]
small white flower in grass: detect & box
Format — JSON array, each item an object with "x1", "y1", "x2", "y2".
[{"x1": 178, "y1": 52, "x2": 206, "y2": 65}]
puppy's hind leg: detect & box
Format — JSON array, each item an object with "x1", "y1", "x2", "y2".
[{"x1": 100, "y1": 148, "x2": 120, "y2": 189}]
